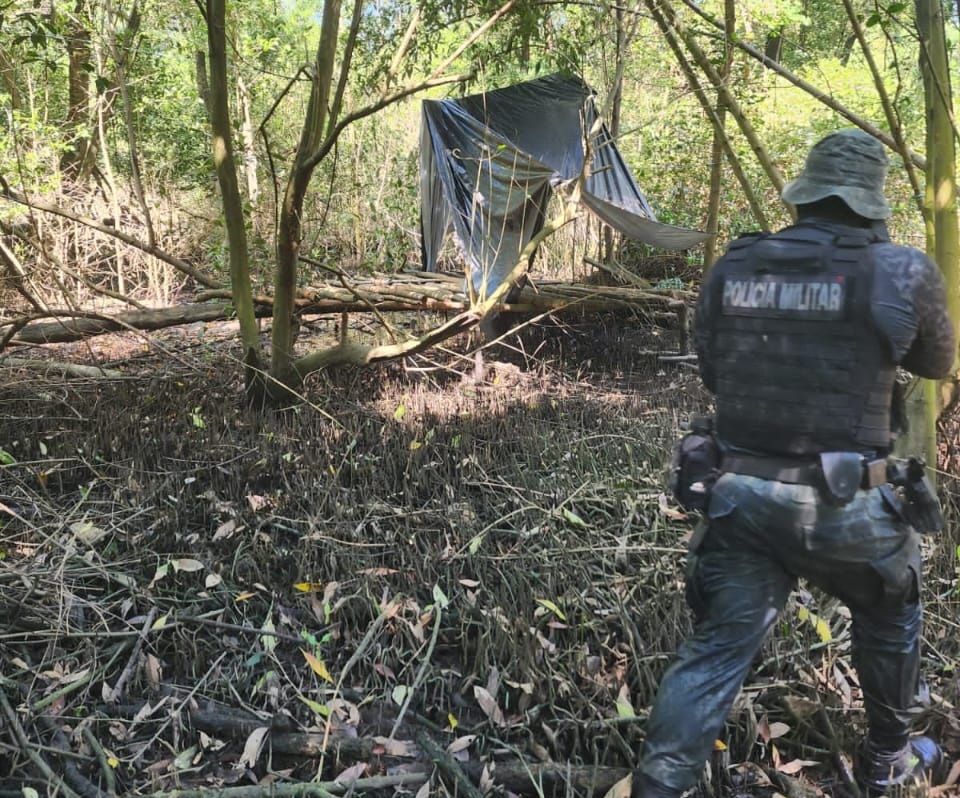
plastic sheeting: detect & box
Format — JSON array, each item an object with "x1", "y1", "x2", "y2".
[{"x1": 420, "y1": 74, "x2": 710, "y2": 298}]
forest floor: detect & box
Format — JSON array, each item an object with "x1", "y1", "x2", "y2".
[{"x1": 2, "y1": 310, "x2": 960, "y2": 798}]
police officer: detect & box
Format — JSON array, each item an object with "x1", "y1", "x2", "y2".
[{"x1": 633, "y1": 129, "x2": 956, "y2": 798}]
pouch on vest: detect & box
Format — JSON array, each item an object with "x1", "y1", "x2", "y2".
[
  {"x1": 670, "y1": 416, "x2": 721, "y2": 513},
  {"x1": 819, "y1": 451, "x2": 863, "y2": 505}
]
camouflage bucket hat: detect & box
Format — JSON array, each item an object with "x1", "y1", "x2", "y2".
[{"x1": 781, "y1": 129, "x2": 891, "y2": 219}]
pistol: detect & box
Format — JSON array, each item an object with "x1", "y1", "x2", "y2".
[{"x1": 886, "y1": 457, "x2": 944, "y2": 535}]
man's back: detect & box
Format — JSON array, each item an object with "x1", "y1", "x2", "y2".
[{"x1": 694, "y1": 211, "x2": 954, "y2": 457}]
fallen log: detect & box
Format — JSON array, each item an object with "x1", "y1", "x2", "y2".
[
  {"x1": 8, "y1": 303, "x2": 249, "y2": 345},
  {"x1": 6, "y1": 272, "x2": 693, "y2": 346}
]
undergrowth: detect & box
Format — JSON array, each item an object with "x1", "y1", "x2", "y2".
[{"x1": 0, "y1": 319, "x2": 958, "y2": 797}]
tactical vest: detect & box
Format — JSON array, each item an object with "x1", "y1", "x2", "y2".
[{"x1": 709, "y1": 223, "x2": 896, "y2": 456}]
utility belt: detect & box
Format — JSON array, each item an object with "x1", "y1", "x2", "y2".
[
  {"x1": 722, "y1": 450, "x2": 943, "y2": 534},
  {"x1": 669, "y1": 417, "x2": 943, "y2": 533},
  {"x1": 722, "y1": 452, "x2": 888, "y2": 494}
]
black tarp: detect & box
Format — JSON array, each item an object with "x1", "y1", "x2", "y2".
[{"x1": 420, "y1": 74, "x2": 710, "y2": 298}]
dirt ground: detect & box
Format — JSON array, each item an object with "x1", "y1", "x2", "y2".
[{"x1": 1, "y1": 313, "x2": 960, "y2": 798}]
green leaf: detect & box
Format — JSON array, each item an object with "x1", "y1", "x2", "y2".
[
  {"x1": 190, "y1": 407, "x2": 205, "y2": 429},
  {"x1": 0, "y1": 449, "x2": 15, "y2": 465},
  {"x1": 615, "y1": 695, "x2": 635, "y2": 718},
  {"x1": 432, "y1": 583, "x2": 449, "y2": 609},
  {"x1": 150, "y1": 563, "x2": 170, "y2": 585},
  {"x1": 561, "y1": 507, "x2": 588, "y2": 528},
  {"x1": 536, "y1": 598, "x2": 567, "y2": 621},
  {"x1": 813, "y1": 616, "x2": 832, "y2": 644},
  {"x1": 262, "y1": 613, "x2": 277, "y2": 653},
  {"x1": 298, "y1": 694, "x2": 329, "y2": 717}
]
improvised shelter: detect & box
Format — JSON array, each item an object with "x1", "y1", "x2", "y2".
[{"x1": 419, "y1": 74, "x2": 710, "y2": 299}]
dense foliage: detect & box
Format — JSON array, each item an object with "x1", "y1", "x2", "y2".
[{"x1": 0, "y1": 0, "x2": 954, "y2": 296}]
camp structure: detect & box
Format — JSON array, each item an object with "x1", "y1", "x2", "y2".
[{"x1": 419, "y1": 73, "x2": 711, "y2": 300}]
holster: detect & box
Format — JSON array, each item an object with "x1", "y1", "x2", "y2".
[{"x1": 819, "y1": 451, "x2": 865, "y2": 505}]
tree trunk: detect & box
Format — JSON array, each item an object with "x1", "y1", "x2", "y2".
[
  {"x1": 0, "y1": 45, "x2": 22, "y2": 110},
  {"x1": 106, "y1": 0, "x2": 155, "y2": 249},
  {"x1": 270, "y1": 0, "x2": 343, "y2": 393},
  {"x1": 61, "y1": 2, "x2": 95, "y2": 181},
  {"x1": 703, "y1": 0, "x2": 735, "y2": 270},
  {"x1": 206, "y1": 0, "x2": 262, "y2": 386},
  {"x1": 906, "y1": 0, "x2": 959, "y2": 473},
  {"x1": 236, "y1": 71, "x2": 259, "y2": 205}
]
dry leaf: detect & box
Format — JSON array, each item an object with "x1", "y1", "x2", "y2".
[
  {"x1": 247, "y1": 494, "x2": 269, "y2": 511},
  {"x1": 238, "y1": 726, "x2": 269, "y2": 769},
  {"x1": 778, "y1": 758, "x2": 819, "y2": 775},
  {"x1": 658, "y1": 494, "x2": 688, "y2": 520},
  {"x1": 325, "y1": 698, "x2": 360, "y2": 726},
  {"x1": 446, "y1": 735, "x2": 477, "y2": 754},
  {"x1": 372, "y1": 737, "x2": 417, "y2": 757},
  {"x1": 70, "y1": 521, "x2": 107, "y2": 545},
  {"x1": 474, "y1": 686, "x2": 506, "y2": 726},
  {"x1": 768, "y1": 721, "x2": 790, "y2": 739},
  {"x1": 301, "y1": 650, "x2": 334, "y2": 683},
  {"x1": 144, "y1": 654, "x2": 162, "y2": 691},
  {"x1": 213, "y1": 519, "x2": 237, "y2": 540},
  {"x1": 604, "y1": 774, "x2": 632, "y2": 798},
  {"x1": 485, "y1": 666, "x2": 500, "y2": 698},
  {"x1": 758, "y1": 715, "x2": 772, "y2": 743},
  {"x1": 171, "y1": 558, "x2": 204, "y2": 573},
  {"x1": 530, "y1": 740, "x2": 551, "y2": 762},
  {"x1": 782, "y1": 695, "x2": 820, "y2": 720},
  {"x1": 832, "y1": 663, "x2": 853, "y2": 707},
  {"x1": 333, "y1": 763, "x2": 368, "y2": 783},
  {"x1": 479, "y1": 762, "x2": 495, "y2": 793}
]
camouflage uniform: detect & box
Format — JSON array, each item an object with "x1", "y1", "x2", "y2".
[{"x1": 634, "y1": 130, "x2": 956, "y2": 798}]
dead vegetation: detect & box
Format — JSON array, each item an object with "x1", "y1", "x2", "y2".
[{"x1": 1, "y1": 318, "x2": 959, "y2": 798}]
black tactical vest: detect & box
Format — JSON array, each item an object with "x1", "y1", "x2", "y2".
[{"x1": 708, "y1": 223, "x2": 895, "y2": 456}]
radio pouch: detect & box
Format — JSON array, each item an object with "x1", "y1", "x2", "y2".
[
  {"x1": 670, "y1": 417, "x2": 721, "y2": 513},
  {"x1": 819, "y1": 451, "x2": 863, "y2": 505}
]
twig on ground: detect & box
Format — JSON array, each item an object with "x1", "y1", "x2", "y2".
[
  {"x1": 105, "y1": 606, "x2": 158, "y2": 702},
  {"x1": 81, "y1": 724, "x2": 117, "y2": 795},
  {"x1": 415, "y1": 729, "x2": 485, "y2": 798},
  {"x1": 0, "y1": 687, "x2": 83, "y2": 798},
  {"x1": 390, "y1": 596, "x2": 443, "y2": 739}
]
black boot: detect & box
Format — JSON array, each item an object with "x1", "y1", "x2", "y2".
[
  {"x1": 856, "y1": 736, "x2": 948, "y2": 796},
  {"x1": 631, "y1": 771, "x2": 682, "y2": 798}
]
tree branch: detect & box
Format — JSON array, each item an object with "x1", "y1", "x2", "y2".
[
  {"x1": 677, "y1": 0, "x2": 928, "y2": 170},
  {"x1": 0, "y1": 179, "x2": 220, "y2": 289}
]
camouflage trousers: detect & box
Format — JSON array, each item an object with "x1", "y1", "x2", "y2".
[{"x1": 639, "y1": 472, "x2": 923, "y2": 793}]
